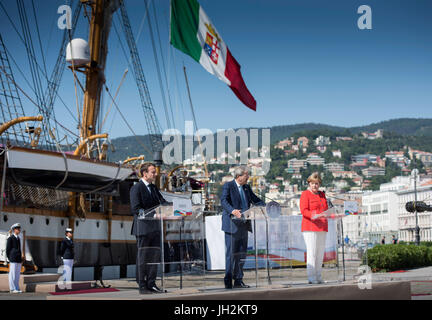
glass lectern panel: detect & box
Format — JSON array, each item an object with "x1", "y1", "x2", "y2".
[
  {"x1": 136, "y1": 205, "x2": 164, "y2": 292},
  {"x1": 231, "y1": 205, "x2": 292, "y2": 288},
  {"x1": 158, "y1": 205, "x2": 206, "y2": 292},
  {"x1": 312, "y1": 204, "x2": 364, "y2": 284},
  {"x1": 136, "y1": 205, "x2": 206, "y2": 293}
]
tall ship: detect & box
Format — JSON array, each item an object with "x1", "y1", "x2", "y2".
[{"x1": 0, "y1": 0, "x2": 208, "y2": 279}]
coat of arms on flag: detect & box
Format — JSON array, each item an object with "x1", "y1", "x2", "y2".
[
  {"x1": 204, "y1": 23, "x2": 220, "y2": 64},
  {"x1": 170, "y1": 0, "x2": 257, "y2": 111}
]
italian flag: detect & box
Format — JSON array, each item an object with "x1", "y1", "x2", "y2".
[{"x1": 170, "y1": 0, "x2": 257, "y2": 111}]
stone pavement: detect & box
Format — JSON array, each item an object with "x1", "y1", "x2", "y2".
[{"x1": 0, "y1": 262, "x2": 431, "y2": 299}]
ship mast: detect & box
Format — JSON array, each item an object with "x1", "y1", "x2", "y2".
[
  {"x1": 72, "y1": 0, "x2": 119, "y2": 155},
  {"x1": 81, "y1": 0, "x2": 105, "y2": 143},
  {"x1": 67, "y1": 0, "x2": 119, "y2": 228}
]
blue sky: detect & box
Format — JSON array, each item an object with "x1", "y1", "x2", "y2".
[{"x1": 0, "y1": 0, "x2": 431, "y2": 139}]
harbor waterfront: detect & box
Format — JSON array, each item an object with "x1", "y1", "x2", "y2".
[{"x1": 0, "y1": 0, "x2": 431, "y2": 303}]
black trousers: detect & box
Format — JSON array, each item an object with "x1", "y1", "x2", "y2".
[{"x1": 136, "y1": 231, "x2": 161, "y2": 288}]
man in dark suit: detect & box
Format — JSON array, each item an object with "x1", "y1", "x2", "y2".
[
  {"x1": 6, "y1": 223, "x2": 23, "y2": 293},
  {"x1": 220, "y1": 166, "x2": 265, "y2": 289},
  {"x1": 130, "y1": 162, "x2": 168, "y2": 294}
]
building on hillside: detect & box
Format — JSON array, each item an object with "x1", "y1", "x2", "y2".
[
  {"x1": 306, "y1": 154, "x2": 325, "y2": 166},
  {"x1": 324, "y1": 162, "x2": 345, "y2": 173},
  {"x1": 336, "y1": 136, "x2": 353, "y2": 142},
  {"x1": 315, "y1": 135, "x2": 330, "y2": 146},
  {"x1": 332, "y1": 149, "x2": 342, "y2": 158},
  {"x1": 287, "y1": 158, "x2": 307, "y2": 173},
  {"x1": 332, "y1": 171, "x2": 358, "y2": 179},
  {"x1": 361, "y1": 129, "x2": 383, "y2": 140},
  {"x1": 297, "y1": 136, "x2": 309, "y2": 150},
  {"x1": 275, "y1": 138, "x2": 293, "y2": 150},
  {"x1": 314, "y1": 136, "x2": 330, "y2": 153},
  {"x1": 408, "y1": 149, "x2": 432, "y2": 167},
  {"x1": 333, "y1": 180, "x2": 348, "y2": 190},
  {"x1": 352, "y1": 154, "x2": 378, "y2": 164},
  {"x1": 362, "y1": 166, "x2": 386, "y2": 178},
  {"x1": 284, "y1": 149, "x2": 296, "y2": 156},
  {"x1": 316, "y1": 145, "x2": 327, "y2": 153},
  {"x1": 351, "y1": 154, "x2": 385, "y2": 170},
  {"x1": 385, "y1": 151, "x2": 410, "y2": 168},
  {"x1": 362, "y1": 179, "x2": 371, "y2": 189}
]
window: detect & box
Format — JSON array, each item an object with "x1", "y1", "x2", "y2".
[{"x1": 370, "y1": 204, "x2": 381, "y2": 215}]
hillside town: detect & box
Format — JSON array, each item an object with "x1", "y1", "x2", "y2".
[{"x1": 178, "y1": 129, "x2": 432, "y2": 247}]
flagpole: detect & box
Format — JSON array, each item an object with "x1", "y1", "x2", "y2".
[{"x1": 182, "y1": 65, "x2": 209, "y2": 180}]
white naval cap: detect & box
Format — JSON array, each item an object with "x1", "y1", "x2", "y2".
[
  {"x1": 65, "y1": 228, "x2": 73, "y2": 233},
  {"x1": 10, "y1": 223, "x2": 21, "y2": 230}
]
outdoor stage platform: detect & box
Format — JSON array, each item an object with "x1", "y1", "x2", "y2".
[{"x1": 42, "y1": 280, "x2": 411, "y2": 300}]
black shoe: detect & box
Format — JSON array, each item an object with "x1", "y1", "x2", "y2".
[
  {"x1": 224, "y1": 283, "x2": 233, "y2": 289},
  {"x1": 147, "y1": 285, "x2": 165, "y2": 293},
  {"x1": 139, "y1": 287, "x2": 149, "y2": 294},
  {"x1": 233, "y1": 281, "x2": 250, "y2": 289}
]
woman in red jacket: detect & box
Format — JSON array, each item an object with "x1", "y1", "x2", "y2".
[{"x1": 300, "y1": 172, "x2": 328, "y2": 284}]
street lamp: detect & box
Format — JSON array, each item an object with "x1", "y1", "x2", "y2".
[{"x1": 411, "y1": 168, "x2": 420, "y2": 245}]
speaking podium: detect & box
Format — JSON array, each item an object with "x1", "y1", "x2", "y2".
[
  {"x1": 311, "y1": 202, "x2": 364, "y2": 282},
  {"x1": 231, "y1": 202, "x2": 291, "y2": 288},
  {"x1": 312, "y1": 206, "x2": 346, "y2": 220},
  {"x1": 137, "y1": 204, "x2": 206, "y2": 292},
  {"x1": 312, "y1": 200, "x2": 364, "y2": 220}
]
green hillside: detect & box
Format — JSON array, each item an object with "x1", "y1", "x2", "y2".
[{"x1": 107, "y1": 118, "x2": 432, "y2": 162}]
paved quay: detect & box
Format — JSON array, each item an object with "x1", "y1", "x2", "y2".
[{"x1": 0, "y1": 261, "x2": 430, "y2": 300}]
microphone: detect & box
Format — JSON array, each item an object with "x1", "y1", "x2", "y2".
[{"x1": 138, "y1": 204, "x2": 161, "y2": 219}]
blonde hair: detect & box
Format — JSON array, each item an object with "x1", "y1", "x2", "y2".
[{"x1": 307, "y1": 172, "x2": 322, "y2": 184}]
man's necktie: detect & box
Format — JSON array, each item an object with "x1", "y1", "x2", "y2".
[
  {"x1": 239, "y1": 186, "x2": 248, "y2": 212},
  {"x1": 149, "y1": 184, "x2": 158, "y2": 202}
]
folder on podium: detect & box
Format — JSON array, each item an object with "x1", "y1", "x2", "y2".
[
  {"x1": 312, "y1": 201, "x2": 363, "y2": 220},
  {"x1": 312, "y1": 206, "x2": 345, "y2": 220}
]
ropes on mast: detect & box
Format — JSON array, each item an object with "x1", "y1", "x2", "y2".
[
  {"x1": 103, "y1": 83, "x2": 153, "y2": 155},
  {"x1": 148, "y1": 0, "x2": 176, "y2": 130},
  {"x1": 0, "y1": 0, "x2": 82, "y2": 147},
  {"x1": 118, "y1": 0, "x2": 165, "y2": 153}
]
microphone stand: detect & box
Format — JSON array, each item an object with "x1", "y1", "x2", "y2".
[
  {"x1": 258, "y1": 206, "x2": 271, "y2": 285},
  {"x1": 179, "y1": 216, "x2": 184, "y2": 290},
  {"x1": 151, "y1": 187, "x2": 168, "y2": 293},
  {"x1": 253, "y1": 209, "x2": 258, "y2": 288}
]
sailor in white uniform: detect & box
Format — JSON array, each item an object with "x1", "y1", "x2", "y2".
[
  {"x1": 6, "y1": 223, "x2": 23, "y2": 293},
  {"x1": 60, "y1": 228, "x2": 75, "y2": 284}
]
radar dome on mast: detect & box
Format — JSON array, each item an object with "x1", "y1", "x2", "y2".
[{"x1": 66, "y1": 38, "x2": 90, "y2": 65}]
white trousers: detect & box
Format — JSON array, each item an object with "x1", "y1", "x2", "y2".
[
  {"x1": 9, "y1": 262, "x2": 21, "y2": 291},
  {"x1": 303, "y1": 231, "x2": 327, "y2": 282},
  {"x1": 63, "y1": 259, "x2": 74, "y2": 283}
]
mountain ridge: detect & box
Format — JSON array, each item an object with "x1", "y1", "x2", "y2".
[{"x1": 107, "y1": 118, "x2": 432, "y2": 162}]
